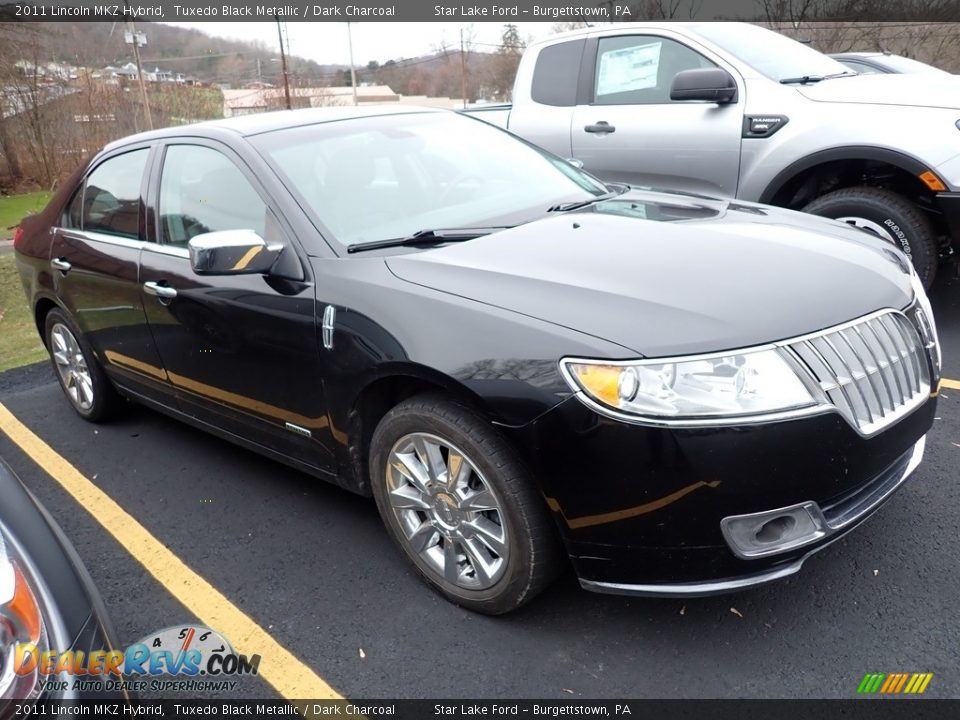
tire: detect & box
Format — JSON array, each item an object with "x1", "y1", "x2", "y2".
[
  {"x1": 802, "y1": 187, "x2": 938, "y2": 289},
  {"x1": 370, "y1": 395, "x2": 560, "y2": 614},
  {"x1": 44, "y1": 308, "x2": 123, "y2": 422}
]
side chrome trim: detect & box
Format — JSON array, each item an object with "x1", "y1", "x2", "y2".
[
  {"x1": 142, "y1": 241, "x2": 190, "y2": 259},
  {"x1": 321, "y1": 305, "x2": 336, "y2": 350},
  {"x1": 56, "y1": 228, "x2": 144, "y2": 250},
  {"x1": 285, "y1": 422, "x2": 313, "y2": 438},
  {"x1": 579, "y1": 436, "x2": 925, "y2": 598}
]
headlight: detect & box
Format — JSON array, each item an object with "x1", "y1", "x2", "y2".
[
  {"x1": 561, "y1": 349, "x2": 819, "y2": 423},
  {"x1": 0, "y1": 527, "x2": 52, "y2": 701},
  {"x1": 909, "y1": 270, "x2": 941, "y2": 373}
]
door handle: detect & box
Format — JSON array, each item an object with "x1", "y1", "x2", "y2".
[
  {"x1": 584, "y1": 121, "x2": 616, "y2": 135},
  {"x1": 143, "y1": 281, "x2": 178, "y2": 300},
  {"x1": 50, "y1": 257, "x2": 71, "y2": 273}
]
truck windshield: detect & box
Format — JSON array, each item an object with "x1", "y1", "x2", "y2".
[
  {"x1": 691, "y1": 23, "x2": 851, "y2": 83},
  {"x1": 251, "y1": 112, "x2": 609, "y2": 251}
]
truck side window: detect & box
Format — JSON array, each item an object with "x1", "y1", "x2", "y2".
[
  {"x1": 594, "y1": 36, "x2": 716, "y2": 105},
  {"x1": 532, "y1": 39, "x2": 585, "y2": 107}
]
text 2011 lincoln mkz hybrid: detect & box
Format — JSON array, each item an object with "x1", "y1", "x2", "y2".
[{"x1": 14, "y1": 108, "x2": 941, "y2": 614}]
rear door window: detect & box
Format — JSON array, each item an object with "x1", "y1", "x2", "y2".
[
  {"x1": 81, "y1": 149, "x2": 149, "y2": 238},
  {"x1": 531, "y1": 39, "x2": 585, "y2": 106}
]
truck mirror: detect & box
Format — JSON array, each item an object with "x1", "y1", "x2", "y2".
[{"x1": 670, "y1": 68, "x2": 739, "y2": 104}]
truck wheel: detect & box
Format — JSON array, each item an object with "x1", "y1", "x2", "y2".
[
  {"x1": 370, "y1": 394, "x2": 560, "y2": 614},
  {"x1": 803, "y1": 187, "x2": 937, "y2": 289}
]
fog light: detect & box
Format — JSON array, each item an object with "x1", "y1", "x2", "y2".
[{"x1": 721, "y1": 501, "x2": 828, "y2": 559}]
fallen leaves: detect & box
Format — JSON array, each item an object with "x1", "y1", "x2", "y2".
[{"x1": 730, "y1": 607, "x2": 743, "y2": 618}]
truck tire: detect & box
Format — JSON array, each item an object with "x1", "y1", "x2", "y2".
[{"x1": 803, "y1": 187, "x2": 937, "y2": 289}]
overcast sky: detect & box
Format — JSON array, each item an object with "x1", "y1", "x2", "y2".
[{"x1": 169, "y1": 22, "x2": 560, "y2": 66}]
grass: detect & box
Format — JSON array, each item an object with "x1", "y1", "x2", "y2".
[
  {"x1": 0, "y1": 254, "x2": 47, "y2": 372},
  {"x1": 0, "y1": 191, "x2": 53, "y2": 240}
]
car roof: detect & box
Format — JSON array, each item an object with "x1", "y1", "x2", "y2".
[{"x1": 103, "y1": 104, "x2": 445, "y2": 151}]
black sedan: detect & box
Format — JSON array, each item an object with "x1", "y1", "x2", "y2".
[
  {"x1": 0, "y1": 459, "x2": 127, "y2": 704},
  {"x1": 13, "y1": 107, "x2": 941, "y2": 614}
]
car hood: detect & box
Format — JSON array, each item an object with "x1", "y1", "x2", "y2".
[
  {"x1": 385, "y1": 191, "x2": 914, "y2": 357},
  {"x1": 797, "y1": 74, "x2": 960, "y2": 109}
]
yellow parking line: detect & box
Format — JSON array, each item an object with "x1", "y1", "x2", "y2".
[
  {"x1": 942, "y1": 378, "x2": 960, "y2": 391},
  {"x1": 0, "y1": 402, "x2": 342, "y2": 701}
]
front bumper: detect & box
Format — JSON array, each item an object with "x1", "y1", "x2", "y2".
[
  {"x1": 503, "y1": 388, "x2": 937, "y2": 594},
  {"x1": 581, "y1": 435, "x2": 924, "y2": 597}
]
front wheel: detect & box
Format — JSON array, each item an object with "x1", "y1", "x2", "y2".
[
  {"x1": 370, "y1": 395, "x2": 560, "y2": 614},
  {"x1": 803, "y1": 187, "x2": 938, "y2": 289}
]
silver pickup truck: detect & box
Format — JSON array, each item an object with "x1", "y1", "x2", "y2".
[{"x1": 467, "y1": 22, "x2": 960, "y2": 288}]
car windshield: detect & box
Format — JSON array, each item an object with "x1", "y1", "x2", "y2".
[
  {"x1": 691, "y1": 23, "x2": 851, "y2": 82},
  {"x1": 877, "y1": 54, "x2": 951, "y2": 75},
  {"x1": 251, "y1": 112, "x2": 609, "y2": 249}
]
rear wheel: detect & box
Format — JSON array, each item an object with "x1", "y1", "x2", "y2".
[
  {"x1": 44, "y1": 308, "x2": 123, "y2": 422},
  {"x1": 370, "y1": 395, "x2": 560, "y2": 614},
  {"x1": 803, "y1": 187, "x2": 938, "y2": 289}
]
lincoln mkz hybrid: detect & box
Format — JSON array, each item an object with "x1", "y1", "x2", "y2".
[{"x1": 14, "y1": 108, "x2": 941, "y2": 614}]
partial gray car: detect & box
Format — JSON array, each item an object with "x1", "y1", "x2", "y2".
[{"x1": 467, "y1": 22, "x2": 960, "y2": 288}]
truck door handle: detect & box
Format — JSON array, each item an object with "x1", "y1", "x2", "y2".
[
  {"x1": 584, "y1": 121, "x2": 616, "y2": 134},
  {"x1": 143, "y1": 281, "x2": 178, "y2": 300},
  {"x1": 50, "y1": 257, "x2": 72, "y2": 273}
]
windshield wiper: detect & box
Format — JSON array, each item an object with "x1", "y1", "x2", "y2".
[
  {"x1": 780, "y1": 71, "x2": 857, "y2": 85},
  {"x1": 346, "y1": 227, "x2": 511, "y2": 254},
  {"x1": 547, "y1": 189, "x2": 623, "y2": 213}
]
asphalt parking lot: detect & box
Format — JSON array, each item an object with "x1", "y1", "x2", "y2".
[{"x1": 1, "y1": 273, "x2": 959, "y2": 702}]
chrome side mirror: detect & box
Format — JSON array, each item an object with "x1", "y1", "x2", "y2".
[{"x1": 188, "y1": 230, "x2": 283, "y2": 276}]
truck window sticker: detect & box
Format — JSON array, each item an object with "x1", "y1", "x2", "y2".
[{"x1": 596, "y1": 41, "x2": 663, "y2": 97}]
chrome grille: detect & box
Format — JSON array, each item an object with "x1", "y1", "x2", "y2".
[{"x1": 786, "y1": 311, "x2": 930, "y2": 436}]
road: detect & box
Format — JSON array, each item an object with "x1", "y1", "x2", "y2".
[{"x1": 0, "y1": 273, "x2": 958, "y2": 701}]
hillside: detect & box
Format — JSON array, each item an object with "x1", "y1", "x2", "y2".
[{"x1": 31, "y1": 21, "x2": 347, "y2": 86}]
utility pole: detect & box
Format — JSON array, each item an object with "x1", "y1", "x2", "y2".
[
  {"x1": 124, "y1": 4, "x2": 153, "y2": 130},
  {"x1": 346, "y1": 22, "x2": 359, "y2": 106},
  {"x1": 275, "y1": 17, "x2": 292, "y2": 110},
  {"x1": 460, "y1": 28, "x2": 467, "y2": 109}
]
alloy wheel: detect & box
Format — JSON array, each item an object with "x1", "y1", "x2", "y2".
[
  {"x1": 50, "y1": 323, "x2": 94, "y2": 412},
  {"x1": 385, "y1": 432, "x2": 509, "y2": 590}
]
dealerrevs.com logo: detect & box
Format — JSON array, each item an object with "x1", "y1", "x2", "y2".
[{"x1": 15, "y1": 625, "x2": 261, "y2": 694}]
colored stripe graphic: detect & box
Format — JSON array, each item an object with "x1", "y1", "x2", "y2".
[{"x1": 858, "y1": 672, "x2": 932, "y2": 694}]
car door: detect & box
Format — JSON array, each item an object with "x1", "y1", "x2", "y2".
[
  {"x1": 50, "y1": 145, "x2": 172, "y2": 405},
  {"x1": 571, "y1": 32, "x2": 744, "y2": 197},
  {"x1": 138, "y1": 139, "x2": 336, "y2": 474}
]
